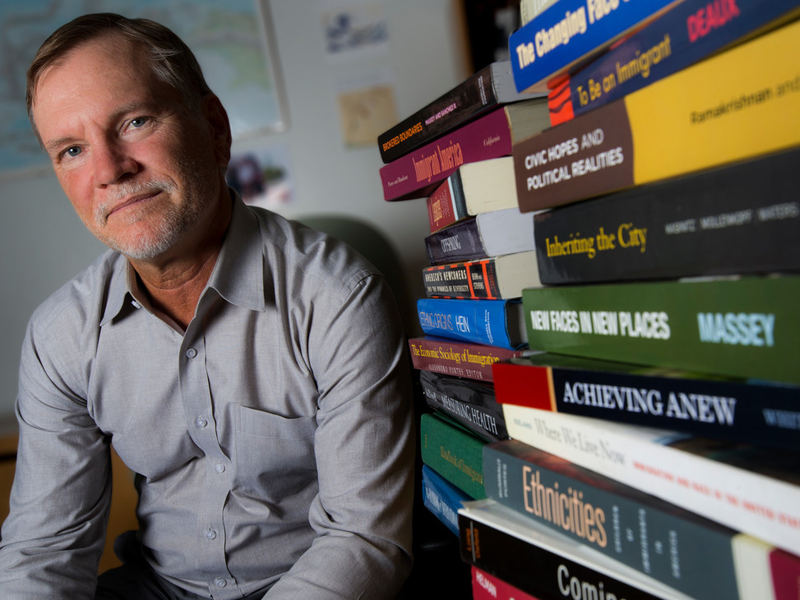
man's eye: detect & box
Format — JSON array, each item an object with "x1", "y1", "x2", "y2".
[
  {"x1": 64, "y1": 146, "x2": 82, "y2": 158},
  {"x1": 130, "y1": 117, "x2": 149, "y2": 128}
]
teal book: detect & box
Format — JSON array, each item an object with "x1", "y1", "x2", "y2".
[{"x1": 484, "y1": 439, "x2": 783, "y2": 600}]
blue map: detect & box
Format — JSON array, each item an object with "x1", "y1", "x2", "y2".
[{"x1": 0, "y1": 0, "x2": 284, "y2": 179}]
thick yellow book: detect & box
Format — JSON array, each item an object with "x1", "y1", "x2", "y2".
[{"x1": 513, "y1": 18, "x2": 800, "y2": 212}]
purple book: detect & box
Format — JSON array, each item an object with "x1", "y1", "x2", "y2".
[{"x1": 379, "y1": 98, "x2": 548, "y2": 201}]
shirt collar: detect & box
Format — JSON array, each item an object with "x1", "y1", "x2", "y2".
[
  {"x1": 100, "y1": 254, "x2": 133, "y2": 326},
  {"x1": 100, "y1": 189, "x2": 266, "y2": 326},
  {"x1": 205, "y1": 190, "x2": 267, "y2": 312}
]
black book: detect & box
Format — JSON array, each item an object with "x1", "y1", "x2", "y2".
[
  {"x1": 534, "y1": 146, "x2": 800, "y2": 285},
  {"x1": 378, "y1": 61, "x2": 541, "y2": 163},
  {"x1": 460, "y1": 500, "x2": 689, "y2": 600},
  {"x1": 419, "y1": 370, "x2": 507, "y2": 442}
]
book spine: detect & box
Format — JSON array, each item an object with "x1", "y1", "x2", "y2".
[
  {"x1": 553, "y1": 0, "x2": 800, "y2": 125},
  {"x1": 422, "y1": 259, "x2": 502, "y2": 299},
  {"x1": 731, "y1": 537, "x2": 778, "y2": 600},
  {"x1": 520, "y1": 0, "x2": 557, "y2": 27},
  {"x1": 472, "y1": 567, "x2": 541, "y2": 600},
  {"x1": 377, "y1": 62, "x2": 523, "y2": 163},
  {"x1": 420, "y1": 370, "x2": 507, "y2": 442},
  {"x1": 508, "y1": 0, "x2": 679, "y2": 93},
  {"x1": 425, "y1": 218, "x2": 487, "y2": 265},
  {"x1": 547, "y1": 75, "x2": 576, "y2": 126},
  {"x1": 521, "y1": 276, "x2": 800, "y2": 384},
  {"x1": 460, "y1": 510, "x2": 673, "y2": 600},
  {"x1": 421, "y1": 464, "x2": 470, "y2": 536},
  {"x1": 407, "y1": 337, "x2": 523, "y2": 383},
  {"x1": 502, "y1": 405, "x2": 800, "y2": 557},
  {"x1": 483, "y1": 441, "x2": 742, "y2": 599},
  {"x1": 491, "y1": 358, "x2": 800, "y2": 451},
  {"x1": 379, "y1": 107, "x2": 513, "y2": 202},
  {"x1": 417, "y1": 298, "x2": 522, "y2": 350},
  {"x1": 426, "y1": 178, "x2": 465, "y2": 233},
  {"x1": 770, "y1": 550, "x2": 800, "y2": 600},
  {"x1": 513, "y1": 19, "x2": 800, "y2": 212},
  {"x1": 420, "y1": 412, "x2": 486, "y2": 499},
  {"x1": 532, "y1": 147, "x2": 800, "y2": 284},
  {"x1": 476, "y1": 208, "x2": 537, "y2": 258}
]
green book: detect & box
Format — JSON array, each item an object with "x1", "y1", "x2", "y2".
[
  {"x1": 420, "y1": 412, "x2": 487, "y2": 500},
  {"x1": 521, "y1": 276, "x2": 800, "y2": 385}
]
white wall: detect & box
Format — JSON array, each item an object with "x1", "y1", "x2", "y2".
[{"x1": 0, "y1": 0, "x2": 470, "y2": 417}]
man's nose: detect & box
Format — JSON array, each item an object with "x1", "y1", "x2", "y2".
[{"x1": 93, "y1": 142, "x2": 138, "y2": 187}]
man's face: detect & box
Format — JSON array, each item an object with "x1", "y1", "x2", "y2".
[{"x1": 31, "y1": 34, "x2": 230, "y2": 261}]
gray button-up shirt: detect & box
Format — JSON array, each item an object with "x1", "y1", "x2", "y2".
[{"x1": 0, "y1": 195, "x2": 415, "y2": 599}]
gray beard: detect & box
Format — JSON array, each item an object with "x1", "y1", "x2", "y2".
[{"x1": 94, "y1": 179, "x2": 207, "y2": 260}]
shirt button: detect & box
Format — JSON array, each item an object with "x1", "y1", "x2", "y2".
[
  {"x1": 206, "y1": 528, "x2": 217, "y2": 540},
  {"x1": 215, "y1": 462, "x2": 226, "y2": 474},
  {"x1": 185, "y1": 348, "x2": 197, "y2": 359},
  {"x1": 215, "y1": 578, "x2": 227, "y2": 588},
  {"x1": 195, "y1": 417, "x2": 208, "y2": 429}
]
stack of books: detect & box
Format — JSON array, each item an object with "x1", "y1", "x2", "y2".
[
  {"x1": 377, "y1": 59, "x2": 548, "y2": 539},
  {"x1": 380, "y1": 0, "x2": 800, "y2": 598}
]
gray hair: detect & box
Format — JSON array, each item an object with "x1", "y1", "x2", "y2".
[{"x1": 27, "y1": 13, "x2": 212, "y2": 139}]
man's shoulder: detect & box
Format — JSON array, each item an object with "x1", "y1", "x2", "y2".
[
  {"x1": 29, "y1": 249, "x2": 123, "y2": 334},
  {"x1": 252, "y1": 207, "x2": 383, "y2": 295}
]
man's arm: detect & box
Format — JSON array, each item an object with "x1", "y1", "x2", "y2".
[
  {"x1": 0, "y1": 319, "x2": 112, "y2": 599},
  {"x1": 264, "y1": 273, "x2": 415, "y2": 599}
]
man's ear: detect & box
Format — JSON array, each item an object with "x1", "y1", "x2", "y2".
[{"x1": 203, "y1": 93, "x2": 232, "y2": 169}]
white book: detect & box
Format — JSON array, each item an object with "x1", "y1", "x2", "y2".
[
  {"x1": 502, "y1": 404, "x2": 800, "y2": 557},
  {"x1": 520, "y1": 0, "x2": 559, "y2": 25},
  {"x1": 475, "y1": 207, "x2": 538, "y2": 258},
  {"x1": 458, "y1": 156, "x2": 519, "y2": 216}
]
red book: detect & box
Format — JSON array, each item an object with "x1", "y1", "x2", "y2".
[
  {"x1": 426, "y1": 179, "x2": 458, "y2": 233},
  {"x1": 771, "y1": 550, "x2": 800, "y2": 600},
  {"x1": 379, "y1": 98, "x2": 548, "y2": 202},
  {"x1": 425, "y1": 157, "x2": 519, "y2": 233},
  {"x1": 472, "y1": 567, "x2": 541, "y2": 600},
  {"x1": 408, "y1": 337, "x2": 525, "y2": 383},
  {"x1": 547, "y1": 75, "x2": 575, "y2": 126}
]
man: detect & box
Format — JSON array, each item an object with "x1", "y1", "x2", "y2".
[{"x1": 0, "y1": 13, "x2": 414, "y2": 599}]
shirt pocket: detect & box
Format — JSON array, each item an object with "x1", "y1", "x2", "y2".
[{"x1": 232, "y1": 405, "x2": 318, "y2": 500}]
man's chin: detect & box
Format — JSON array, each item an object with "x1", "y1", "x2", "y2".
[
  {"x1": 95, "y1": 211, "x2": 190, "y2": 261},
  {"x1": 104, "y1": 233, "x2": 176, "y2": 262}
]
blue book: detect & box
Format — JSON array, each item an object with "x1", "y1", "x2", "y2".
[
  {"x1": 417, "y1": 298, "x2": 528, "y2": 350},
  {"x1": 421, "y1": 464, "x2": 472, "y2": 536},
  {"x1": 550, "y1": 0, "x2": 800, "y2": 124},
  {"x1": 509, "y1": 0, "x2": 681, "y2": 93}
]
